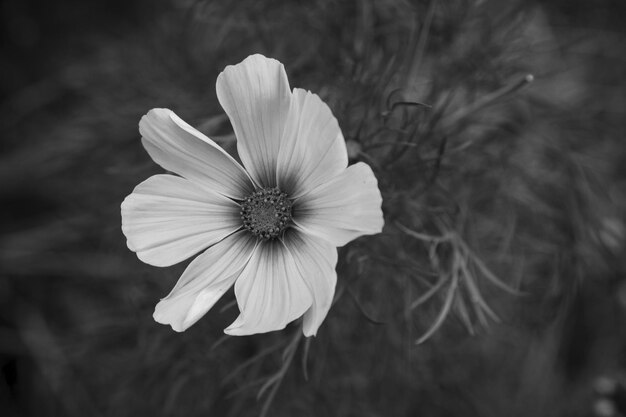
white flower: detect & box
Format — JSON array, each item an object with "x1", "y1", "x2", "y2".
[{"x1": 121, "y1": 54, "x2": 384, "y2": 336}]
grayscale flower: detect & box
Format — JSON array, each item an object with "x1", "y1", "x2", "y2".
[{"x1": 121, "y1": 54, "x2": 384, "y2": 336}]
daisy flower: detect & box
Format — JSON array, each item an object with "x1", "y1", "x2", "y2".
[{"x1": 121, "y1": 54, "x2": 384, "y2": 336}]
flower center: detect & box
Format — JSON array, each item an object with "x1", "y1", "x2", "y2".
[{"x1": 240, "y1": 188, "x2": 293, "y2": 240}]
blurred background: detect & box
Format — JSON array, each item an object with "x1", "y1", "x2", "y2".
[{"x1": 1, "y1": 0, "x2": 626, "y2": 416}]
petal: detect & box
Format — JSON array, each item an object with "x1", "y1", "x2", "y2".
[
  {"x1": 121, "y1": 174, "x2": 242, "y2": 267},
  {"x1": 153, "y1": 231, "x2": 258, "y2": 332},
  {"x1": 276, "y1": 88, "x2": 348, "y2": 198},
  {"x1": 293, "y1": 162, "x2": 384, "y2": 247},
  {"x1": 225, "y1": 236, "x2": 313, "y2": 336},
  {"x1": 140, "y1": 108, "x2": 254, "y2": 199},
  {"x1": 216, "y1": 54, "x2": 291, "y2": 188},
  {"x1": 282, "y1": 231, "x2": 338, "y2": 337}
]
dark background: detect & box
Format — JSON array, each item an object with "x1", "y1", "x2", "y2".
[{"x1": 1, "y1": 0, "x2": 626, "y2": 416}]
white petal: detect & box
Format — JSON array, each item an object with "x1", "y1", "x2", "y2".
[
  {"x1": 140, "y1": 108, "x2": 254, "y2": 199},
  {"x1": 153, "y1": 231, "x2": 258, "y2": 332},
  {"x1": 282, "y1": 232, "x2": 338, "y2": 337},
  {"x1": 276, "y1": 88, "x2": 348, "y2": 198},
  {"x1": 216, "y1": 54, "x2": 291, "y2": 188},
  {"x1": 225, "y1": 237, "x2": 313, "y2": 336},
  {"x1": 121, "y1": 174, "x2": 241, "y2": 267},
  {"x1": 293, "y1": 162, "x2": 384, "y2": 247}
]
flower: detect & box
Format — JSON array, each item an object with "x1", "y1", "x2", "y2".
[{"x1": 121, "y1": 54, "x2": 384, "y2": 336}]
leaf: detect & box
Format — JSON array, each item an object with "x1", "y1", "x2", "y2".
[
  {"x1": 454, "y1": 293, "x2": 475, "y2": 335},
  {"x1": 415, "y1": 271, "x2": 459, "y2": 345},
  {"x1": 347, "y1": 286, "x2": 385, "y2": 325},
  {"x1": 410, "y1": 272, "x2": 448, "y2": 310},
  {"x1": 457, "y1": 255, "x2": 501, "y2": 324}
]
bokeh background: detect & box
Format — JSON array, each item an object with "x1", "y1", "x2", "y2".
[{"x1": 2, "y1": 0, "x2": 626, "y2": 416}]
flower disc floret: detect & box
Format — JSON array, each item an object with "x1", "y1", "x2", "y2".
[{"x1": 240, "y1": 187, "x2": 292, "y2": 239}]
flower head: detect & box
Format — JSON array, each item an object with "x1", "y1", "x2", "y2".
[{"x1": 121, "y1": 54, "x2": 384, "y2": 336}]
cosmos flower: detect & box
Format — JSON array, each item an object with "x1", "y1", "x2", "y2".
[{"x1": 121, "y1": 54, "x2": 384, "y2": 336}]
